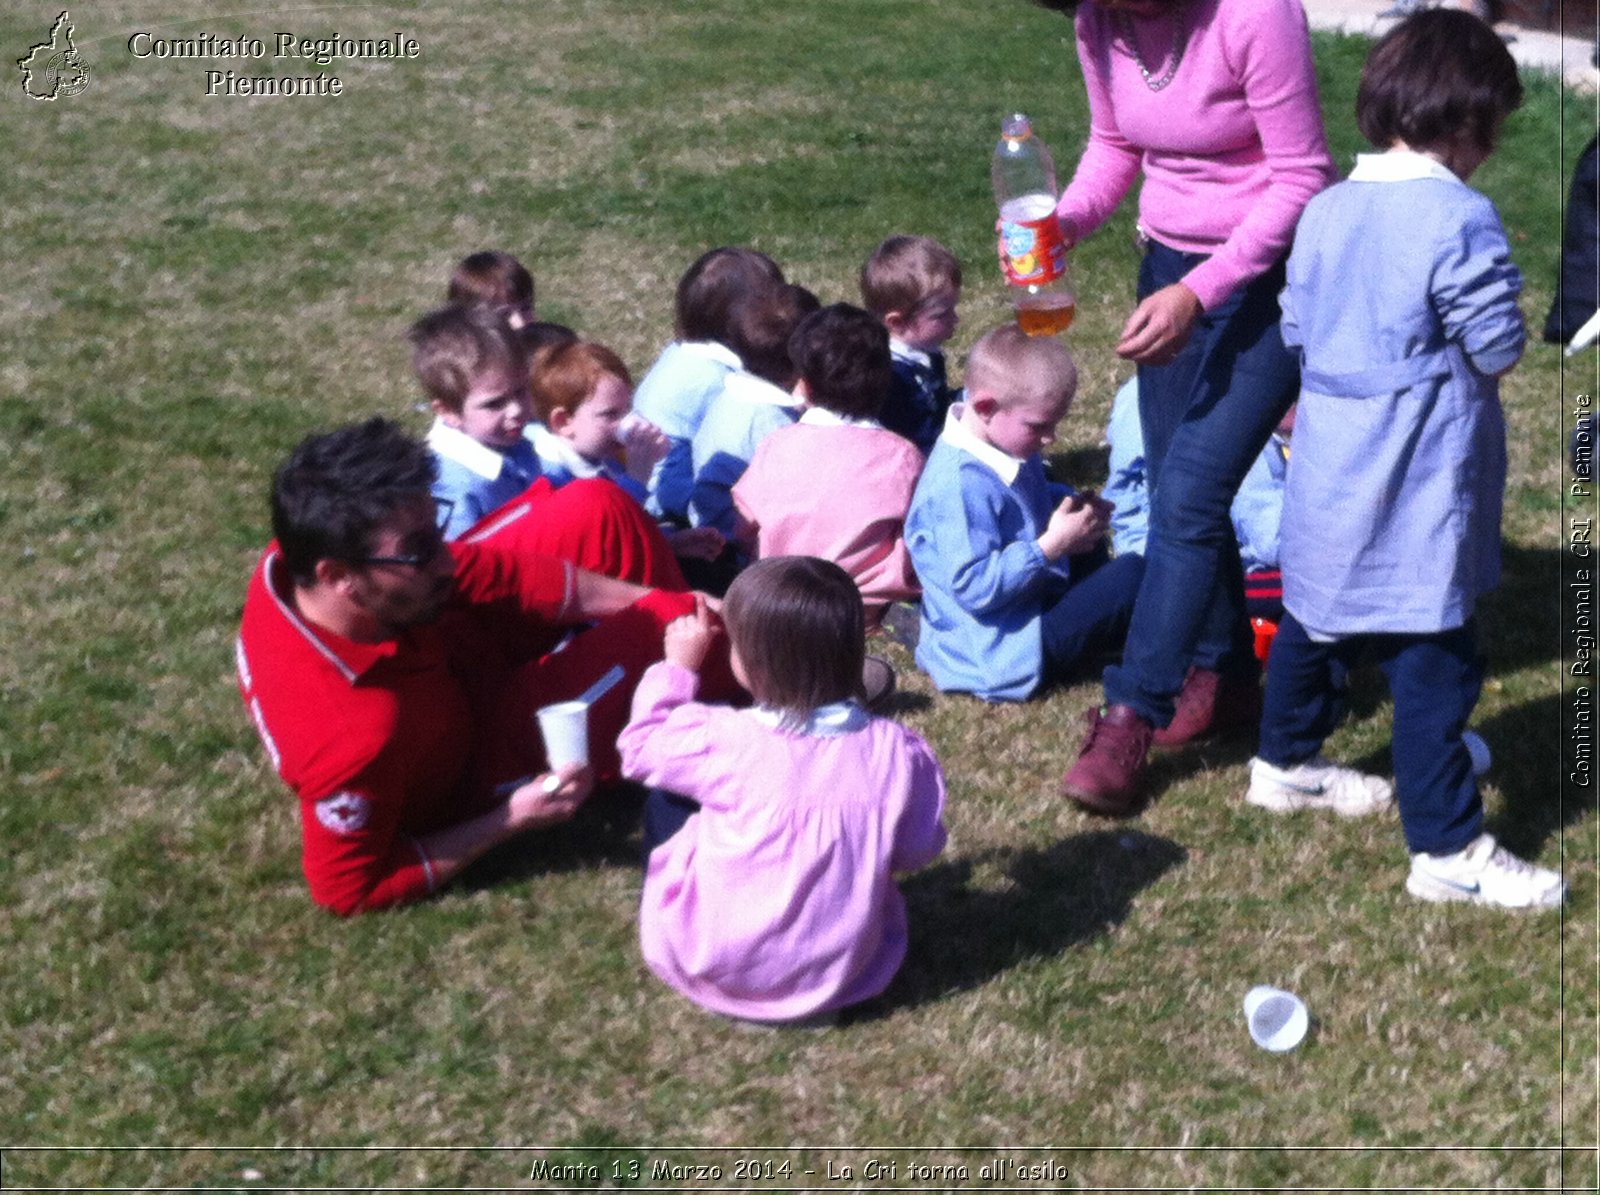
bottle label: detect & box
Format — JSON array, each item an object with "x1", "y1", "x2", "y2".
[{"x1": 999, "y1": 195, "x2": 1067, "y2": 286}]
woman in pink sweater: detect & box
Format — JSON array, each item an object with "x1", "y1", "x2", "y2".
[{"x1": 1055, "y1": 0, "x2": 1336, "y2": 815}]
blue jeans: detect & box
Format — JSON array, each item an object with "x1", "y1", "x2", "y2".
[
  {"x1": 1258, "y1": 614, "x2": 1485, "y2": 855},
  {"x1": 1103, "y1": 242, "x2": 1299, "y2": 726}
]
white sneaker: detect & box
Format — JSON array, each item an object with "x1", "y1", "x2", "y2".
[
  {"x1": 1246, "y1": 756, "x2": 1394, "y2": 817},
  {"x1": 1406, "y1": 833, "x2": 1567, "y2": 910}
]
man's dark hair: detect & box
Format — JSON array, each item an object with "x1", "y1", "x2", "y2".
[
  {"x1": 270, "y1": 418, "x2": 437, "y2": 586},
  {"x1": 788, "y1": 303, "x2": 893, "y2": 421},
  {"x1": 1356, "y1": 8, "x2": 1521, "y2": 155}
]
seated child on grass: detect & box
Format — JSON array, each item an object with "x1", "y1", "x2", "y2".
[
  {"x1": 526, "y1": 340, "x2": 724, "y2": 564},
  {"x1": 1247, "y1": 9, "x2": 1565, "y2": 909},
  {"x1": 634, "y1": 247, "x2": 786, "y2": 521},
  {"x1": 688, "y1": 283, "x2": 820, "y2": 540},
  {"x1": 448, "y1": 249, "x2": 536, "y2": 329},
  {"x1": 860, "y1": 235, "x2": 962, "y2": 456},
  {"x1": 907, "y1": 325, "x2": 1144, "y2": 702},
  {"x1": 619, "y1": 558, "x2": 948, "y2": 1026},
  {"x1": 733, "y1": 303, "x2": 923, "y2": 625},
  {"x1": 409, "y1": 305, "x2": 543, "y2": 540}
]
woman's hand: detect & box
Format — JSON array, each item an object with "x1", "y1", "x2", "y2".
[{"x1": 1116, "y1": 283, "x2": 1202, "y2": 364}]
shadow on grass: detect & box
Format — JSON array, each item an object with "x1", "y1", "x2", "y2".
[
  {"x1": 456, "y1": 784, "x2": 651, "y2": 892},
  {"x1": 1477, "y1": 693, "x2": 1595, "y2": 857},
  {"x1": 871, "y1": 829, "x2": 1185, "y2": 1015}
]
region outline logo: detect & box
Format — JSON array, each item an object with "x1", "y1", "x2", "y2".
[{"x1": 18, "y1": 11, "x2": 90, "y2": 100}]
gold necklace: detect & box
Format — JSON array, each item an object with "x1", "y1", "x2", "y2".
[{"x1": 1116, "y1": 6, "x2": 1188, "y2": 92}]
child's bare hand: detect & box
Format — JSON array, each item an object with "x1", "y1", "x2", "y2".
[
  {"x1": 663, "y1": 593, "x2": 720, "y2": 672},
  {"x1": 621, "y1": 417, "x2": 671, "y2": 482},
  {"x1": 1039, "y1": 495, "x2": 1107, "y2": 560},
  {"x1": 507, "y1": 763, "x2": 592, "y2": 830},
  {"x1": 668, "y1": 526, "x2": 726, "y2": 562}
]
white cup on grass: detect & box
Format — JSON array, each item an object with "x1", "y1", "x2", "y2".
[
  {"x1": 1243, "y1": 985, "x2": 1309, "y2": 1052},
  {"x1": 536, "y1": 700, "x2": 590, "y2": 769}
]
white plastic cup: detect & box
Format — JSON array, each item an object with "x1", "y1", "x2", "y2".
[
  {"x1": 536, "y1": 700, "x2": 590, "y2": 769},
  {"x1": 1243, "y1": 985, "x2": 1309, "y2": 1052},
  {"x1": 1462, "y1": 730, "x2": 1491, "y2": 776}
]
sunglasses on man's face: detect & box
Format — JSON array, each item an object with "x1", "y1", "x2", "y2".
[{"x1": 352, "y1": 499, "x2": 454, "y2": 568}]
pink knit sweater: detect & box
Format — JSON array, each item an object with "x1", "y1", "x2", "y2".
[{"x1": 1055, "y1": 0, "x2": 1335, "y2": 310}]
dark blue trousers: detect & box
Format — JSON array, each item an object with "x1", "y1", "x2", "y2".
[
  {"x1": 1104, "y1": 241, "x2": 1299, "y2": 726},
  {"x1": 1041, "y1": 547, "x2": 1145, "y2": 684},
  {"x1": 1258, "y1": 612, "x2": 1485, "y2": 855}
]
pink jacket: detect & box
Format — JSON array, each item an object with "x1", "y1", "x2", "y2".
[
  {"x1": 620, "y1": 662, "x2": 948, "y2": 1023},
  {"x1": 733, "y1": 417, "x2": 923, "y2": 613},
  {"x1": 1056, "y1": 0, "x2": 1335, "y2": 309}
]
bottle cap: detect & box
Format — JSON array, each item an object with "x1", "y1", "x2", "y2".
[{"x1": 1001, "y1": 113, "x2": 1033, "y2": 140}]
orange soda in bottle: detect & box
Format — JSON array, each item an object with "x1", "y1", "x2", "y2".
[{"x1": 993, "y1": 113, "x2": 1076, "y2": 337}]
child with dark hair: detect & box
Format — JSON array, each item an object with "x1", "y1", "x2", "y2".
[
  {"x1": 618, "y1": 558, "x2": 947, "y2": 1026},
  {"x1": 447, "y1": 250, "x2": 536, "y2": 328},
  {"x1": 687, "y1": 283, "x2": 820, "y2": 539},
  {"x1": 634, "y1": 248, "x2": 786, "y2": 520},
  {"x1": 1249, "y1": 9, "x2": 1565, "y2": 908},
  {"x1": 860, "y1": 235, "x2": 963, "y2": 455},
  {"x1": 733, "y1": 303, "x2": 923, "y2": 624},
  {"x1": 409, "y1": 305, "x2": 543, "y2": 540}
]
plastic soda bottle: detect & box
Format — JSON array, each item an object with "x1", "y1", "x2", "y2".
[{"x1": 993, "y1": 113, "x2": 1076, "y2": 336}]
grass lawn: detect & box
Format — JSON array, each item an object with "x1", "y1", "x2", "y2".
[{"x1": 2, "y1": 0, "x2": 1595, "y2": 1189}]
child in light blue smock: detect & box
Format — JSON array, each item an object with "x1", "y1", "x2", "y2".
[{"x1": 1247, "y1": 9, "x2": 1565, "y2": 909}]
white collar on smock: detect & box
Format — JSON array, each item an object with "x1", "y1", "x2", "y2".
[
  {"x1": 526, "y1": 422, "x2": 606, "y2": 479},
  {"x1": 1349, "y1": 150, "x2": 1464, "y2": 186},
  {"x1": 938, "y1": 402, "x2": 1023, "y2": 485},
  {"x1": 799, "y1": 406, "x2": 883, "y2": 431},
  {"x1": 889, "y1": 336, "x2": 931, "y2": 368},
  {"x1": 426, "y1": 417, "x2": 512, "y2": 481},
  {"x1": 678, "y1": 340, "x2": 743, "y2": 368},
  {"x1": 722, "y1": 371, "x2": 803, "y2": 409},
  {"x1": 747, "y1": 699, "x2": 870, "y2": 737}
]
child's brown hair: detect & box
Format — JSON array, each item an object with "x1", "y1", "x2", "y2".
[
  {"x1": 728, "y1": 284, "x2": 821, "y2": 388},
  {"x1": 528, "y1": 340, "x2": 633, "y2": 425},
  {"x1": 675, "y1": 247, "x2": 785, "y2": 343},
  {"x1": 787, "y1": 303, "x2": 892, "y2": 421},
  {"x1": 447, "y1": 250, "x2": 535, "y2": 317},
  {"x1": 723, "y1": 556, "x2": 867, "y2": 726},
  {"x1": 407, "y1": 305, "x2": 529, "y2": 413},
  {"x1": 859, "y1": 235, "x2": 962, "y2": 321},
  {"x1": 1356, "y1": 9, "x2": 1521, "y2": 156}
]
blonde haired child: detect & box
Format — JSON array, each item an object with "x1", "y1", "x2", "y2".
[{"x1": 907, "y1": 325, "x2": 1143, "y2": 703}]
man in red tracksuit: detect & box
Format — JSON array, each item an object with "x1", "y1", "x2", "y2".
[{"x1": 237, "y1": 417, "x2": 706, "y2": 915}]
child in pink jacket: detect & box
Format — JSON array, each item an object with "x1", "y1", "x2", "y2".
[
  {"x1": 733, "y1": 304, "x2": 924, "y2": 627},
  {"x1": 619, "y1": 558, "x2": 947, "y2": 1025}
]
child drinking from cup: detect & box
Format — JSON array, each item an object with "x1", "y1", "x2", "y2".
[
  {"x1": 618, "y1": 558, "x2": 948, "y2": 1025},
  {"x1": 1247, "y1": 9, "x2": 1565, "y2": 908},
  {"x1": 527, "y1": 340, "x2": 725, "y2": 565}
]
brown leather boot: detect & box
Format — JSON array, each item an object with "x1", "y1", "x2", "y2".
[
  {"x1": 1063, "y1": 703, "x2": 1153, "y2": 817},
  {"x1": 1151, "y1": 666, "x2": 1263, "y2": 747}
]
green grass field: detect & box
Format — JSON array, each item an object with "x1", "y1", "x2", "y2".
[{"x1": 2, "y1": 0, "x2": 1595, "y2": 1189}]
